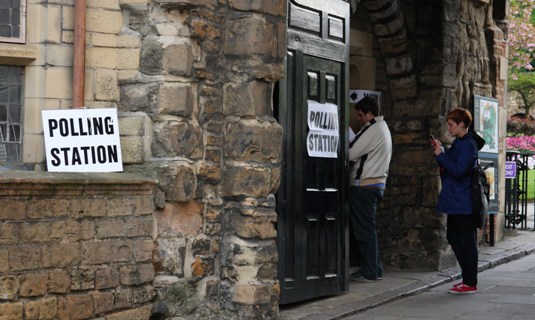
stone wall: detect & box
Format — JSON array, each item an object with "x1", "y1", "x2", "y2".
[
  {"x1": 118, "y1": 1, "x2": 286, "y2": 319},
  {"x1": 357, "y1": 0, "x2": 508, "y2": 270},
  {"x1": 0, "y1": 172, "x2": 156, "y2": 319}
]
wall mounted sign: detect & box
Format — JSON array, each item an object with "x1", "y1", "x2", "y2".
[
  {"x1": 42, "y1": 108, "x2": 123, "y2": 172},
  {"x1": 306, "y1": 101, "x2": 339, "y2": 158},
  {"x1": 349, "y1": 89, "x2": 381, "y2": 106},
  {"x1": 505, "y1": 161, "x2": 516, "y2": 179},
  {"x1": 473, "y1": 95, "x2": 499, "y2": 154}
]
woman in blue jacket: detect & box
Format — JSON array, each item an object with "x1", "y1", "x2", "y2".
[{"x1": 431, "y1": 108, "x2": 480, "y2": 294}]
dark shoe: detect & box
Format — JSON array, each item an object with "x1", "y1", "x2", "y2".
[{"x1": 350, "y1": 272, "x2": 379, "y2": 282}]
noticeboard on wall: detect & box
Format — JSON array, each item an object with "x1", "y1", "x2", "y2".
[
  {"x1": 473, "y1": 95, "x2": 499, "y2": 154},
  {"x1": 473, "y1": 95, "x2": 500, "y2": 214}
]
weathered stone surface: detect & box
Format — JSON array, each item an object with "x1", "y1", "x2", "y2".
[
  {"x1": 162, "y1": 40, "x2": 195, "y2": 76},
  {"x1": 0, "y1": 276, "x2": 19, "y2": 300},
  {"x1": 19, "y1": 273, "x2": 48, "y2": 297},
  {"x1": 154, "y1": 239, "x2": 186, "y2": 276},
  {"x1": 224, "y1": 16, "x2": 275, "y2": 56},
  {"x1": 119, "y1": 82, "x2": 159, "y2": 112},
  {"x1": 225, "y1": 120, "x2": 282, "y2": 163},
  {"x1": 229, "y1": 0, "x2": 286, "y2": 16},
  {"x1": 232, "y1": 284, "x2": 272, "y2": 304},
  {"x1": 154, "y1": 82, "x2": 195, "y2": 117},
  {"x1": 24, "y1": 297, "x2": 58, "y2": 320},
  {"x1": 155, "y1": 202, "x2": 203, "y2": 238},
  {"x1": 222, "y1": 166, "x2": 271, "y2": 197},
  {"x1": 120, "y1": 264, "x2": 155, "y2": 286},
  {"x1": 57, "y1": 294, "x2": 93, "y2": 320},
  {"x1": 152, "y1": 120, "x2": 203, "y2": 159}
]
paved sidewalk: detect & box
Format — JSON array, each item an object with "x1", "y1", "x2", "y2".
[
  {"x1": 344, "y1": 250, "x2": 535, "y2": 319},
  {"x1": 280, "y1": 220, "x2": 535, "y2": 320}
]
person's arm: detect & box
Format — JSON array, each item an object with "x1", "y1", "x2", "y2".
[{"x1": 436, "y1": 141, "x2": 476, "y2": 178}]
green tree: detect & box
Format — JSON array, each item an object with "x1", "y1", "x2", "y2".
[
  {"x1": 508, "y1": 0, "x2": 535, "y2": 116},
  {"x1": 508, "y1": 72, "x2": 535, "y2": 115}
]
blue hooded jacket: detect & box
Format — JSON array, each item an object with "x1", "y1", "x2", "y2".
[{"x1": 436, "y1": 132, "x2": 481, "y2": 215}]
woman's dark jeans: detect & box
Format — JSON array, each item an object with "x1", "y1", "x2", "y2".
[{"x1": 447, "y1": 214, "x2": 478, "y2": 286}]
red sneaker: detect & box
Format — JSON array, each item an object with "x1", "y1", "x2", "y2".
[
  {"x1": 452, "y1": 282, "x2": 463, "y2": 288},
  {"x1": 448, "y1": 284, "x2": 477, "y2": 294}
]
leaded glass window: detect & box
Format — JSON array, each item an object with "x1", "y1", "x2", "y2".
[
  {"x1": 0, "y1": 0, "x2": 25, "y2": 43},
  {"x1": 0, "y1": 65, "x2": 23, "y2": 162}
]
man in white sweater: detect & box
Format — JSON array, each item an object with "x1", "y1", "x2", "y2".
[{"x1": 348, "y1": 96, "x2": 392, "y2": 281}]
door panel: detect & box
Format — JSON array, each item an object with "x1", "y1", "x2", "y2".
[{"x1": 278, "y1": 0, "x2": 349, "y2": 305}]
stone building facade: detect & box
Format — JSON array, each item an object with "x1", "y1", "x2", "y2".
[{"x1": 0, "y1": 0, "x2": 508, "y2": 319}]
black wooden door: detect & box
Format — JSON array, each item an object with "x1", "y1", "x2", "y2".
[{"x1": 277, "y1": 0, "x2": 350, "y2": 305}]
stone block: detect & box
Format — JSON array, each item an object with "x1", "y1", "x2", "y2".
[
  {"x1": 152, "y1": 121, "x2": 203, "y2": 159},
  {"x1": 27, "y1": 198, "x2": 70, "y2": 219},
  {"x1": 95, "y1": 219, "x2": 127, "y2": 239},
  {"x1": 92, "y1": 291, "x2": 114, "y2": 315},
  {"x1": 124, "y1": 217, "x2": 153, "y2": 237},
  {"x1": 225, "y1": 120, "x2": 282, "y2": 162},
  {"x1": 82, "y1": 241, "x2": 114, "y2": 265},
  {"x1": 222, "y1": 166, "x2": 271, "y2": 197},
  {"x1": 155, "y1": 0, "x2": 217, "y2": 9},
  {"x1": 119, "y1": 264, "x2": 155, "y2": 285},
  {"x1": 71, "y1": 199, "x2": 107, "y2": 218},
  {"x1": 95, "y1": 266, "x2": 120, "y2": 290},
  {"x1": 155, "y1": 82, "x2": 194, "y2": 117},
  {"x1": 224, "y1": 16, "x2": 275, "y2": 56},
  {"x1": 107, "y1": 197, "x2": 136, "y2": 216},
  {"x1": 57, "y1": 295, "x2": 93, "y2": 320},
  {"x1": 86, "y1": 47, "x2": 118, "y2": 69},
  {"x1": 86, "y1": 8, "x2": 124, "y2": 34},
  {"x1": 95, "y1": 69, "x2": 120, "y2": 101},
  {"x1": 118, "y1": 116, "x2": 146, "y2": 136},
  {"x1": 233, "y1": 208, "x2": 277, "y2": 240},
  {"x1": 42, "y1": 243, "x2": 82, "y2": 268},
  {"x1": 48, "y1": 271, "x2": 71, "y2": 293},
  {"x1": 105, "y1": 305, "x2": 152, "y2": 320},
  {"x1": 223, "y1": 82, "x2": 255, "y2": 117},
  {"x1": 19, "y1": 273, "x2": 48, "y2": 297},
  {"x1": 0, "y1": 276, "x2": 20, "y2": 300},
  {"x1": 119, "y1": 82, "x2": 159, "y2": 112},
  {"x1": 0, "y1": 249, "x2": 8, "y2": 273},
  {"x1": 162, "y1": 40, "x2": 194, "y2": 76},
  {"x1": 69, "y1": 268, "x2": 95, "y2": 291},
  {"x1": 0, "y1": 302, "x2": 23, "y2": 319},
  {"x1": 229, "y1": 0, "x2": 286, "y2": 16},
  {"x1": 45, "y1": 67, "x2": 72, "y2": 99},
  {"x1": 232, "y1": 283, "x2": 271, "y2": 305},
  {"x1": 0, "y1": 200, "x2": 27, "y2": 220},
  {"x1": 132, "y1": 240, "x2": 154, "y2": 263},
  {"x1": 153, "y1": 239, "x2": 186, "y2": 276},
  {"x1": 46, "y1": 45, "x2": 74, "y2": 67},
  {"x1": 0, "y1": 223, "x2": 17, "y2": 245},
  {"x1": 9, "y1": 246, "x2": 41, "y2": 272},
  {"x1": 155, "y1": 202, "x2": 203, "y2": 237},
  {"x1": 121, "y1": 136, "x2": 146, "y2": 164},
  {"x1": 24, "y1": 297, "x2": 57, "y2": 320},
  {"x1": 111, "y1": 240, "x2": 135, "y2": 263},
  {"x1": 117, "y1": 48, "x2": 141, "y2": 70}
]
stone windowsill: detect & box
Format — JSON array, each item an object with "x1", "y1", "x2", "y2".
[{"x1": 0, "y1": 42, "x2": 38, "y2": 65}]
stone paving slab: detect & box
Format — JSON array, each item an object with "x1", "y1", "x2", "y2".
[
  {"x1": 280, "y1": 227, "x2": 535, "y2": 320},
  {"x1": 339, "y1": 249, "x2": 535, "y2": 320}
]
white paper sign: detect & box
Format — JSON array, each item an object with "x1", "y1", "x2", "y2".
[
  {"x1": 307, "y1": 101, "x2": 339, "y2": 158},
  {"x1": 42, "y1": 108, "x2": 123, "y2": 172}
]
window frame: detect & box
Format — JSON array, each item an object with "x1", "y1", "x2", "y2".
[{"x1": 0, "y1": 0, "x2": 26, "y2": 44}]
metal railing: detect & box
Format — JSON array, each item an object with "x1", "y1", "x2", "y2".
[{"x1": 505, "y1": 151, "x2": 534, "y2": 230}]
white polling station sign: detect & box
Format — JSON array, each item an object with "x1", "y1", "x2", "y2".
[
  {"x1": 306, "y1": 101, "x2": 339, "y2": 158},
  {"x1": 42, "y1": 108, "x2": 123, "y2": 172}
]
